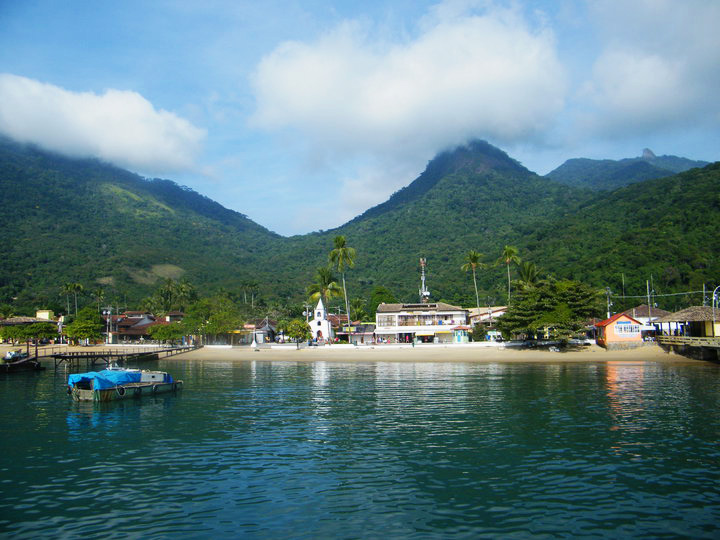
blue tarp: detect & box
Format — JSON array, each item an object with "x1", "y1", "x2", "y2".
[{"x1": 68, "y1": 369, "x2": 143, "y2": 390}]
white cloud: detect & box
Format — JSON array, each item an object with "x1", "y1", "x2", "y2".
[
  {"x1": 582, "y1": 0, "x2": 720, "y2": 135},
  {"x1": 250, "y1": 2, "x2": 566, "y2": 222},
  {"x1": 0, "y1": 73, "x2": 206, "y2": 173},
  {"x1": 251, "y1": 8, "x2": 565, "y2": 153}
]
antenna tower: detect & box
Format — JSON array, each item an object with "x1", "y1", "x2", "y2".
[{"x1": 419, "y1": 258, "x2": 430, "y2": 303}]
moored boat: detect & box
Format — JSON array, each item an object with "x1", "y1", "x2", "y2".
[
  {"x1": 0, "y1": 350, "x2": 45, "y2": 373},
  {"x1": 67, "y1": 367, "x2": 183, "y2": 402}
]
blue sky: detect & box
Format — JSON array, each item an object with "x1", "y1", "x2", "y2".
[{"x1": 1, "y1": 0, "x2": 718, "y2": 235}]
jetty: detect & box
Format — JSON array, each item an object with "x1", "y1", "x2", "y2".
[
  {"x1": 50, "y1": 345, "x2": 201, "y2": 369},
  {"x1": 657, "y1": 336, "x2": 720, "y2": 362}
]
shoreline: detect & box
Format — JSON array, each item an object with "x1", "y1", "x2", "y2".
[
  {"x1": 177, "y1": 343, "x2": 705, "y2": 364},
  {"x1": 1, "y1": 342, "x2": 708, "y2": 365}
]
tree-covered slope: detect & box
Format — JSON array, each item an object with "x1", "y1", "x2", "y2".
[
  {"x1": 1, "y1": 136, "x2": 716, "y2": 315},
  {"x1": 277, "y1": 141, "x2": 595, "y2": 306},
  {"x1": 524, "y1": 162, "x2": 720, "y2": 300},
  {"x1": 0, "y1": 138, "x2": 280, "y2": 309},
  {"x1": 546, "y1": 150, "x2": 708, "y2": 191}
]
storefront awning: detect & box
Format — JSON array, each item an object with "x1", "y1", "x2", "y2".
[{"x1": 415, "y1": 331, "x2": 435, "y2": 336}]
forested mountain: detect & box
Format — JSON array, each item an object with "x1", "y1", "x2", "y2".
[
  {"x1": 0, "y1": 137, "x2": 279, "y2": 310},
  {"x1": 1, "y1": 136, "x2": 717, "y2": 315},
  {"x1": 546, "y1": 149, "x2": 708, "y2": 191}
]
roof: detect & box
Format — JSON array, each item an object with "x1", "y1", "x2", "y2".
[
  {"x1": 0, "y1": 316, "x2": 50, "y2": 326},
  {"x1": 595, "y1": 313, "x2": 642, "y2": 327},
  {"x1": 621, "y1": 304, "x2": 671, "y2": 319},
  {"x1": 654, "y1": 306, "x2": 716, "y2": 323},
  {"x1": 467, "y1": 306, "x2": 506, "y2": 316},
  {"x1": 376, "y1": 302, "x2": 466, "y2": 313}
]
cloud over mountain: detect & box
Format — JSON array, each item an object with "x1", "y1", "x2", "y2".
[
  {"x1": 251, "y1": 4, "x2": 566, "y2": 157},
  {"x1": 0, "y1": 74, "x2": 205, "y2": 174}
]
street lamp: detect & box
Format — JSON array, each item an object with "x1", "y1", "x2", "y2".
[
  {"x1": 102, "y1": 309, "x2": 111, "y2": 345},
  {"x1": 712, "y1": 285, "x2": 720, "y2": 338}
]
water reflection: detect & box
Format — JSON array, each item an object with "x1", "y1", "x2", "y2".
[{"x1": 1, "y1": 358, "x2": 719, "y2": 538}]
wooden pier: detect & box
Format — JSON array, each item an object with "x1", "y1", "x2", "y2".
[
  {"x1": 50, "y1": 345, "x2": 201, "y2": 369},
  {"x1": 657, "y1": 336, "x2": 720, "y2": 361}
]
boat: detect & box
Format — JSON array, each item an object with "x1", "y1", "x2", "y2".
[
  {"x1": 0, "y1": 350, "x2": 46, "y2": 373},
  {"x1": 67, "y1": 366, "x2": 183, "y2": 402}
]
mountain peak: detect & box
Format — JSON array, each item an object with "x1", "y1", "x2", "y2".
[
  {"x1": 642, "y1": 148, "x2": 656, "y2": 160},
  {"x1": 347, "y1": 140, "x2": 531, "y2": 224},
  {"x1": 433, "y1": 140, "x2": 530, "y2": 176}
]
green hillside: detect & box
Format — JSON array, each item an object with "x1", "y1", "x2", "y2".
[
  {"x1": 1, "y1": 137, "x2": 716, "y2": 316},
  {"x1": 546, "y1": 150, "x2": 708, "y2": 191},
  {"x1": 523, "y1": 162, "x2": 720, "y2": 309},
  {"x1": 0, "y1": 138, "x2": 280, "y2": 311}
]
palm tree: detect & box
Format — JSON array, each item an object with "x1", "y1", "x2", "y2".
[
  {"x1": 175, "y1": 279, "x2": 197, "y2": 312},
  {"x1": 498, "y1": 246, "x2": 520, "y2": 303},
  {"x1": 307, "y1": 267, "x2": 343, "y2": 311},
  {"x1": 350, "y1": 297, "x2": 368, "y2": 322},
  {"x1": 92, "y1": 288, "x2": 105, "y2": 312},
  {"x1": 329, "y1": 235, "x2": 356, "y2": 334},
  {"x1": 517, "y1": 261, "x2": 540, "y2": 290},
  {"x1": 68, "y1": 283, "x2": 84, "y2": 315},
  {"x1": 61, "y1": 282, "x2": 74, "y2": 315},
  {"x1": 461, "y1": 250, "x2": 484, "y2": 311}
]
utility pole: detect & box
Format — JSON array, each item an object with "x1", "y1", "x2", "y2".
[
  {"x1": 605, "y1": 287, "x2": 613, "y2": 319},
  {"x1": 646, "y1": 280, "x2": 653, "y2": 326}
]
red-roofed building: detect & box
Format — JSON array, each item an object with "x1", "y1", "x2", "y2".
[{"x1": 595, "y1": 313, "x2": 643, "y2": 349}]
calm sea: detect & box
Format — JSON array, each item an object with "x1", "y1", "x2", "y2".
[{"x1": 1, "y1": 354, "x2": 719, "y2": 539}]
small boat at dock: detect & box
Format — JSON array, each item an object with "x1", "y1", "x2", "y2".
[
  {"x1": 67, "y1": 367, "x2": 183, "y2": 402},
  {"x1": 1, "y1": 350, "x2": 46, "y2": 373}
]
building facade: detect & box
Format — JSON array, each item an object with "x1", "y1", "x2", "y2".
[
  {"x1": 375, "y1": 302, "x2": 469, "y2": 344},
  {"x1": 595, "y1": 313, "x2": 644, "y2": 349}
]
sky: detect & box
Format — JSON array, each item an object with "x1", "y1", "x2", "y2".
[{"x1": 1, "y1": 0, "x2": 718, "y2": 236}]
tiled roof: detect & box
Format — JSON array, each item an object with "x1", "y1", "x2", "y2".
[
  {"x1": 621, "y1": 304, "x2": 671, "y2": 319},
  {"x1": 376, "y1": 302, "x2": 466, "y2": 313},
  {"x1": 595, "y1": 313, "x2": 642, "y2": 327},
  {"x1": 654, "y1": 306, "x2": 716, "y2": 323}
]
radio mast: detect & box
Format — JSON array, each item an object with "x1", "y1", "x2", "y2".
[{"x1": 419, "y1": 258, "x2": 430, "y2": 303}]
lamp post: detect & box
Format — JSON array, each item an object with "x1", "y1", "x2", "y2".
[
  {"x1": 712, "y1": 285, "x2": 720, "y2": 338},
  {"x1": 102, "y1": 309, "x2": 111, "y2": 345}
]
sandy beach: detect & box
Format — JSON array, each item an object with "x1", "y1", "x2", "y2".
[
  {"x1": 1, "y1": 342, "x2": 705, "y2": 365},
  {"x1": 177, "y1": 343, "x2": 702, "y2": 364}
]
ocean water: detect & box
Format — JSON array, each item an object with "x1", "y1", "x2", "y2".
[{"x1": 1, "y1": 355, "x2": 719, "y2": 538}]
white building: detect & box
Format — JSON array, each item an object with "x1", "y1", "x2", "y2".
[
  {"x1": 309, "y1": 298, "x2": 334, "y2": 342},
  {"x1": 375, "y1": 302, "x2": 470, "y2": 344},
  {"x1": 467, "y1": 306, "x2": 506, "y2": 327}
]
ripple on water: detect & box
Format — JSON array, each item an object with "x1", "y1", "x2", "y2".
[{"x1": 1, "y1": 359, "x2": 720, "y2": 538}]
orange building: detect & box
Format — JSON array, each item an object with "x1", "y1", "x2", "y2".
[{"x1": 595, "y1": 313, "x2": 643, "y2": 349}]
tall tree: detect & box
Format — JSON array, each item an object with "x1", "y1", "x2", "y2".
[
  {"x1": 368, "y1": 286, "x2": 398, "y2": 318},
  {"x1": 329, "y1": 235, "x2": 356, "y2": 333},
  {"x1": 65, "y1": 306, "x2": 103, "y2": 343},
  {"x1": 461, "y1": 250, "x2": 484, "y2": 311},
  {"x1": 498, "y1": 278, "x2": 602, "y2": 342},
  {"x1": 307, "y1": 267, "x2": 343, "y2": 310},
  {"x1": 516, "y1": 261, "x2": 541, "y2": 290},
  {"x1": 498, "y1": 246, "x2": 520, "y2": 304},
  {"x1": 92, "y1": 288, "x2": 105, "y2": 312},
  {"x1": 69, "y1": 283, "x2": 84, "y2": 315},
  {"x1": 61, "y1": 282, "x2": 74, "y2": 315},
  {"x1": 350, "y1": 297, "x2": 368, "y2": 322}
]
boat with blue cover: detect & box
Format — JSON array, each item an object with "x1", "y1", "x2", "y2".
[{"x1": 67, "y1": 367, "x2": 183, "y2": 402}]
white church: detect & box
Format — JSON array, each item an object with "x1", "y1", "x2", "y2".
[{"x1": 309, "y1": 298, "x2": 334, "y2": 342}]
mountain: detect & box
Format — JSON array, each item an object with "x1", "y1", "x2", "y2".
[
  {"x1": 281, "y1": 141, "x2": 595, "y2": 305},
  {"x1": 0, "y1": 137, "x2": 280, "y2": 309},
  {"x1": 1, "y1": 136, "x2": 717, "y2": 315},
  {"x1": 523, "y1": 162, "x2": 720, "y2": 308},
  {"x1": 546, "y1": 150, "x2": 708, "y2": 191}
]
